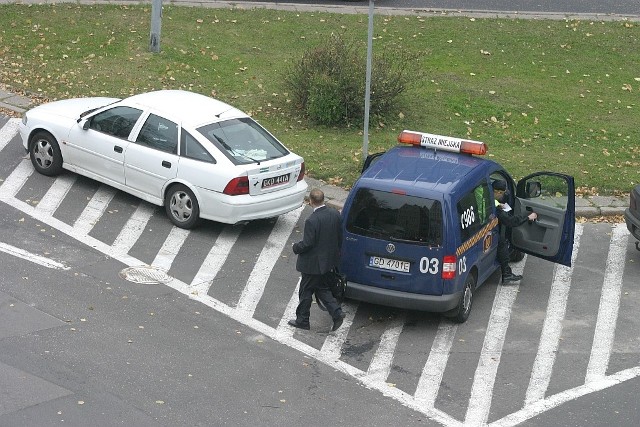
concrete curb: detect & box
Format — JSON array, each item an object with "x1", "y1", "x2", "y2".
[{"x1": 2, "y1": 1, "x2": 639, "y2": 22}]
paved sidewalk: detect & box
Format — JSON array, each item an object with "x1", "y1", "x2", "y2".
[{"x1": 2, "y1": 0, "x2": 639, "y2": 21}]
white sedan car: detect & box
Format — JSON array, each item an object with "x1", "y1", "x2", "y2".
[{"x1": 19, "y1": 90, "x2": 307, "y2": 229}]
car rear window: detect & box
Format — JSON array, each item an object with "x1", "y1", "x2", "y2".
[
  {"x1": 197, "y1": 117, "x2": 289, "y2": 165},
  {"x1": 345, "y1": 188, "x2": 443, "y2": 246}
]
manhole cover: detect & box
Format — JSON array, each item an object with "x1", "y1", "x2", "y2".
[{"x1": 119, "y1": 266, "x2": 171, "y2": 285}]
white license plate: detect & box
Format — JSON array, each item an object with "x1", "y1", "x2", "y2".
[
  {"x1": 369, "y1": 256, "x2": 410, "y2": 273},
  {"x1": 262, "y1": 173, "x2": 290, "y2": 189}
]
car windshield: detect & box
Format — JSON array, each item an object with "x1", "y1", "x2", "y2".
[
  {"x1": 197, "y1": 117, "x2": 289, "y2": 165},
  {"x1": 345, "y1": 188, "x2": 443, "y2": 246}
]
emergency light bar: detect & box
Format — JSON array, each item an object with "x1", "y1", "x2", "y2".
[{"x1": 398, "y1": 130, "x2": 488, "y2": 156}]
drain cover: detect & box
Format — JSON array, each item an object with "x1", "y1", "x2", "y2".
[{"x1": 119, "y1": 266, "x2": 171, "y2": 285}]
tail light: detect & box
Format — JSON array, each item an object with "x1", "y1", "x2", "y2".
[
  {"x1": 223, "y1": 176, "x2": 249, "y2": 195},
  {"x1": 442, "y1": 255, "x2": 457, "y2": 280},
  {"x1": 297, "y1": 162, "x2": 305, "y2": 182}
]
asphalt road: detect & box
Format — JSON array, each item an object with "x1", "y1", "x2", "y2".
[{"x1": 1, "y1": 115, "x2": 640, "y2": 426}]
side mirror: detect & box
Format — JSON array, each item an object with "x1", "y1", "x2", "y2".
[
  {"x1": 82, "y1": 120, "x2": 90, "y2": 131},
  {"x1": 525, "y1": 181, "x2": 541, "y2": 198}
]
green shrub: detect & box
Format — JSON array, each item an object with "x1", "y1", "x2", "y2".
[{"x1": 285, "y1": 33, "x2": 413, "y2": 126}]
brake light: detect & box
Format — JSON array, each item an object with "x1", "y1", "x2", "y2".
[
  {"x1": 223, "y1": 176, "x2": 249, "y2": 195},
  {"x1": 297, "y1": 162, "x2": 305, "y2": 182},
  {"x1": 442, "y1": 255, "x2": 457, "y2": 280},
  {"x1": 398, "y1": 130, "x2": 487, "y2": 156}
]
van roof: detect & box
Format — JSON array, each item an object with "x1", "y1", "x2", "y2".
[{"x1": 358, "y1": 145, "x2": 496, "y2": 198}]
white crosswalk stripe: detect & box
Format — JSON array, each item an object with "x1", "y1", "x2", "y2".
[
  {"x1": 112, "y1": 203, "x2": 155, "y2": 254},
  {"x1": 0, "y1": 118, "x2": 19, "y2": 151},
  {"x1": 152, "y1": 226, "x2": 190, "y2": 271},
  {"x1": 235, "y1": 207, "x2": 303, "y2": 318},
  {"x1": 72, "y1": 185, "x2": 117, "y2": 235},
  {"x1": 525, "y1": 223, "x2": 584, "y2": 405},
  {"x1": 415, "y1": 319, "x2": 458, "y2": 408},
  {"x1": 585, "y1": 223, "x2": 629, "y2": 383},
  {"x1": 189, "y1": 225, "x2": 242, "y2": 295},
  {"x1": 465, "y1": 262, "x2": 523, "y2": 426},
  {"x1": 34, "y1": 174, "x2": 76, "y2": 216}
]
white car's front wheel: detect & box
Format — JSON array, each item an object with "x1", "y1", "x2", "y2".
[
  {"x1": 165, "y1": 183, "x2": 200, "y2": 229},
  {"x1": 29, "y1": 131, "x2": 63, "y2": 176}
]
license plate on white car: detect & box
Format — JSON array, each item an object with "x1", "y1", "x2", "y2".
[
  {"x1": 262, "y1": 173, "x2": 290, "y2": 189},
  {"x1": 369, "y1": 256, "x2": 410, "y2": 273}
]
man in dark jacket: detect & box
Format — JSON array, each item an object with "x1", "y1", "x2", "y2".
[
  {"x1": 493, "y1": 180, "x2": 537, "y2": 282},
  {"x1": 289, "y1": 188, "x2": 346, "y2": 332}
]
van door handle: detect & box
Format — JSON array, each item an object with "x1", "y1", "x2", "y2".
[
  {"x1": 381, "y1": 273, "x2": 395, "y2": 280},
  {"x1": 162, "y1": 161, "x2": 171, "y2": 168},
  {"x1": 114, "y1": 146, "x2": 123, "y2": 153}
]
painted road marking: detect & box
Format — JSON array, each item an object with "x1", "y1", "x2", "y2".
[
  {"x1": 0, "y1": 118, "x2": 19, "y2": 151},
  {"x1": 525, "y1": 223, "x2": 583, "y2": 405},
  {"x1": 112, "y1": 203, "x2": 155, "y2": 254},
  {"x1": 189, "y1": 226, "x2": 242, "y2": 295},
  {"x1": 0, "y1": 241, "x2": 70, "y2": 270},
  {"x1": 585, "y1": 223, "x2": 629, "y2": 383},
  {"x1": 152, "y1": 226, "x2": 190, "y2": 271},
  {"x1": 465, "y1": 256, "x2": 525, "y2": 425},
  {"x1": 364, "y1": 314, "x2": 405, "y2": 384},
  {"x1": 235, "y1": 207, "x2": 302, "y2": 318},
  {"x1": 34, "y1": 174, "x2": 76, "y2": 216},
  {"x1": 72, "y1": 185, "x2": 117, "y2": 235},
  {"x1": 415, "y1": 319, "x2": 458, "y2": 408}
]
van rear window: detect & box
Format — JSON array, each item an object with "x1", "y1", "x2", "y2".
[{"x1": 345, "y1": 188, "x2": 443, "y2": 246}]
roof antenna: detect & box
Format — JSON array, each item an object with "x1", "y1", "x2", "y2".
[{"x1": 215, "y1": 106, "x2": 234, "y2": 118}]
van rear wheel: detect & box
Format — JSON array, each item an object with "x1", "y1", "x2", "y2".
[{"x1": 453, "y1": 274, "x2": 475, "y2": 323}]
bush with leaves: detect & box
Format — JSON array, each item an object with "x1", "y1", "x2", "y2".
[{"x1": 285, "y1": 33, "x2": 414, "y2": 126}]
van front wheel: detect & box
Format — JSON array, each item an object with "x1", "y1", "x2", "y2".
[{"x1": 453, "y1": 274, "x2": 475, "y2": 323}]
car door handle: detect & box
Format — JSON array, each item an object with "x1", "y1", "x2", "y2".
[
  {"x1": 114, "y1": 146, "x2": 123, "y2": 153},
  {"x1": 162, "y1": 160, "x2": 171, "y2": 168}
]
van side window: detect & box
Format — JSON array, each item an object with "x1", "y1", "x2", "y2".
[{"x1": 458, "y1": 183, "x2": 491, "y2": 241}]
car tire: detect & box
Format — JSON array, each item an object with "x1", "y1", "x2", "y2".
[
  {"x1": 453, "y1": 273, "x2": 475, "y2": 323},
  {"x1": 165, "y1": 184, "x2": 200, "y2": 229},
  {"x1": 29, "y1": 131, "x2": 63, "y2": 176}
]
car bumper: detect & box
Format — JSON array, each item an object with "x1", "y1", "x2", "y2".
[
  {"x1": 345, "y1": 280, "x2": 460, "y2": 312},
  {"x1": 197, "y1": 180, "x2": 308, "y2": 224},
  {"x1": 18, "y1": 122, "x2": 29, "y2": 151},
  {"x1": 624, "y1": 208, "x2": 640, "y2": 241}
]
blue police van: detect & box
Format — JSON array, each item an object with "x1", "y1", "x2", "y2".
[{"x1": 340, "y1": 130, "x2": 575, "y2": 322}]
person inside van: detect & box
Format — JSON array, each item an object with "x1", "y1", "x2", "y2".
[{"x1": 492, "y1": 180, "x2": 538, "y2": 282}]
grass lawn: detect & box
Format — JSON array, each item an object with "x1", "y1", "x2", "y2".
[{"x1": 0, "y1": 4, "x2": 638, "y2": 194}]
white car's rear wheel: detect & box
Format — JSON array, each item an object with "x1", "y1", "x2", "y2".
[
  {"x1": 30, "y1": 131, "x2": 63, "y2": 176},
  {"x1": 165, "y1": 184, "x2": 200, "y2": 229}
]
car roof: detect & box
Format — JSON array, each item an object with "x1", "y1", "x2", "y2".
[
  {"x1": 124, "y1": 90, "x2": 247, "y2": 127},
  {"x1": 359, "y1": 145, "x2": 499, "y2": 199}
]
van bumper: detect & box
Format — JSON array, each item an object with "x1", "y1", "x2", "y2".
[
  {"x1": 345, "y1": 281, "x2": 461, "y2": 312},
  {"x1": 625, "y1": 208, "x2": 640, "y2": 241}
]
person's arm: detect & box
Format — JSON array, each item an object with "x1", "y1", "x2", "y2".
[
  {"x1": 497, "y1": 208, "x2": 536, "y2": 228},
  {"x1": 293, "y1": 217, "x2": 318, "y2": 254}
]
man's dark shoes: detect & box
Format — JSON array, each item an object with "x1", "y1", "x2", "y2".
[
  {"x1": 502, "y1": 273, "x2": 523, "y2": 283},
  {"x1": 331, "y1": 312, "x2": 346, "y2": 332},
  {"x1": 288, "y1": 319, "x2": 310, "y2": 330}
]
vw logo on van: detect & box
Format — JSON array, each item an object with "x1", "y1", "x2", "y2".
[{"x1": 386, "y1": 243, "x2": 396, "y2": 254}]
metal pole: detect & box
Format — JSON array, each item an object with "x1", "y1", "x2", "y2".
[
  {"x1": 362, "y1": 0, "x2": 374, "y2": 160},
  {"x1": 149, "y1": 0, "x2": 162, "y2": 53}
]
